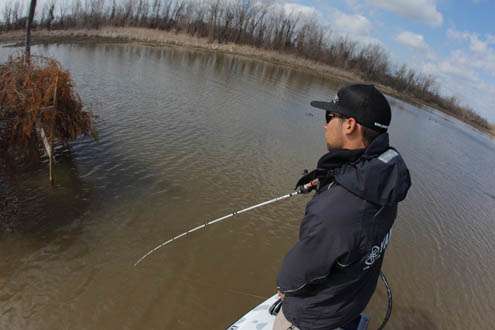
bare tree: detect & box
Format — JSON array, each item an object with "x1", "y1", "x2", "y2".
[
  {"x1": 207, "y1": 0, "x2": 221, "y2": 42},
  {"x1": 2, "y1": 3, "x2": 13, "y2": 31},
  {"x1": 25, "y1": 0, "x2": 37, "y2": 62},
  {"x1": 42, "y1": 1, "x2": 56, "y2": 30},
  {"x1": 150, "y1": 0, "x2": 161, "y2": 28}
]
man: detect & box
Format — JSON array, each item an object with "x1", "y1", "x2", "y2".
[{"x1": 274, "y1": 84, "x2": 411, "y2": 330}]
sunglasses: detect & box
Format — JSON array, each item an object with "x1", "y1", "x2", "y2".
[{"x1": 325, "y1": 111, "x2": 346, "y2": 123}]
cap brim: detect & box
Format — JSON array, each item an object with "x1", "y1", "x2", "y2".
[
  {"x1": 310, "y1": 100, "x2": 349, "y2": 117},
  {"x1": 310, "y1": 100, "x2": 335, "y2": 111}
]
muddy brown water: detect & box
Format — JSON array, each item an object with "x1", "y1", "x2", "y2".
[{"x1": 1, "y1": 44, "x2": 494, "y2": 329}]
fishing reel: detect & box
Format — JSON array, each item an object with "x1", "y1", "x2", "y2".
[
  {"x1": 296, "y1": 178, "x2": 319, "y2": 194},
  {"x1": 295, "y1": 168, "x2": 320, "y2": 194}
]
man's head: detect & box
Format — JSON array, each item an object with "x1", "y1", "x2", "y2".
[{"x1": 311, "y1": 84, "x2": 391, "y2": 150}]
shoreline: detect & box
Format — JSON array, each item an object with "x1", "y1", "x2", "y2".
[{"x1": 1, "y1": 27, "x2": 494, "y2": 137}]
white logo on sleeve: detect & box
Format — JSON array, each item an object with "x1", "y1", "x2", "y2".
[{"x1": 363, "y1": 230, "x2": 391, "y2": 270}]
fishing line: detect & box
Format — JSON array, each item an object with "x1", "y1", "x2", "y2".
[{"x1": 377, "y1": 271, "x2": 393, "y2": 330}]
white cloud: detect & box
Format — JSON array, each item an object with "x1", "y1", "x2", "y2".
[
  {"x1": 445, "y1": 29, "x2": 495, "y2": 79},
  {"x1": 305, "y1": 3, "x2": 378, "y2": 44},
  {"x1": 281, "y1": 3, "x2": 318, "y2": 18},
  {"x1": 447, "y1": 28, "x2": 491, "y2": 53},
  {"x1": 470, "y1": 38, "x2": 488, "y2": 53},
  {"x1": 431, "y1": 59, "x2": 476, "y2": 81},
  {"x1": 344, "y1": 0, "x2": 367, "y2": 12},
  {"x1": 459, "y1": 50, "x2": 495, "y2": 76},
  {"x1": 318, "y1": 7, "x2": 384, "y2": 46},
  {"x1": 421, "y1": 51, "x2": 495, "y2": 121},
  {"x1": 333, "y1": 12, "x2": 373, "y2": 36},
  {"x1": 368, "y1": 0, "x2": 443, "y2": 26},
  {"x1": 395, "y1": 31, "x2": 428, "y2": 50}
]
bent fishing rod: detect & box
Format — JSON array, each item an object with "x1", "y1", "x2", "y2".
[{"x1": 134, "y1": 179, "x2": 319, "y2": 266}]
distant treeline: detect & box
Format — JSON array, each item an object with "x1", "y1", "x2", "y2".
[{"x1": 1, "y1": 0, "x2": 490, "y2": 130}]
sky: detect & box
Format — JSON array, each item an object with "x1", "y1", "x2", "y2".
[
  {"x1": 1, "y1": 0, "x2": 494, "y2": 122},
  {"x1": 279, "y1": 0, "x2": 495, "y2": 122}
]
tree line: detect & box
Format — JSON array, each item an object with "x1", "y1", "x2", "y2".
[{"x1": 0, "y1": 0, "x2": 489, "y2": 130}]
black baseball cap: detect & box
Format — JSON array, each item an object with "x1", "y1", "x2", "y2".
[{"x1": 310, "y1": 84, "x2": 391, "y2": 132}]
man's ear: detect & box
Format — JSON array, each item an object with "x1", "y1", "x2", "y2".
[{"x1": 344, "y1": 117, "x2": 358, "y2": 133}]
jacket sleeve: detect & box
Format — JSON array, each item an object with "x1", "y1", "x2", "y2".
[{"x1": 276, "y1": 198, "x2": 354, "y2": 296}]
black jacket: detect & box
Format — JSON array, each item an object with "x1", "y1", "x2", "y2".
[{"x1": 277, "y1": 133, "x2": 411, "y2": 330}]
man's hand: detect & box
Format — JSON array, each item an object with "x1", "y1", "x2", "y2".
[{"x1": 277, "y1": 290, "x2": 285, "y2": 300}]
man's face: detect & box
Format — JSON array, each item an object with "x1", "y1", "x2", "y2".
[{"x1": 324, "y1": 112, "x2": 345, "y2": 150}]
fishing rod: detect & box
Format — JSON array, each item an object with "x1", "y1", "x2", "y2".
[{"x1": 134, "y1": 179, "x2": 319, "y2": 266}]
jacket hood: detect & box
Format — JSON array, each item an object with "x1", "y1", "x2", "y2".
[{"x1": 334, "y1": 133, "x2": 411, "y2": 206}]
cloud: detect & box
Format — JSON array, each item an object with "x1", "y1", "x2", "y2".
[
  {"x1": 445, "y1": 29, "x2": 495, "y2": 79},
  {"x1": 421, "y1": 51, "x2": 495, "y2": 121},
  {"x1": 425, "y1": 59, "x2": 476, "y2": 82},
  {"x1": 470, "y1": 38, "x2": 488, "y2": 53},
  {"x1": 457, "y1": 50, "x2": 495, "y2": 77},
  {"x1": 395, "y1": 31, "x2": 428, "y2": 50},
  {"x1": 423, "y1": 62, "x2": 494, "y2": 120},
  {"x1": 368, "y1": 0, "x2": 443, "y2": 26},
  {"x1": 446, "y1": 49, "x2": 495, "y2": 79},
  {"x1": 333, "y1": 12, "x2": 373, "y2": 36},
  {"x1": 344, "y1": 0, "x2": 367, "y2": 12},
  {"x1": 319, "y1": 7, "x2": 384, "y2": 46},
  {"x1": 447, "y1": 28, "x2": 491, "y2": 53},
  {"x1": 280, "y1": 2, "x2": 318, "y2": 17}
]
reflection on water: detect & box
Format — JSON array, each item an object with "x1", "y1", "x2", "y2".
[{"x1": 0, "y1": 43, "x2": 494, "y2": 329}]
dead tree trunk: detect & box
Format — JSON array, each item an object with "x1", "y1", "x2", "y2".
[
  {"x1": 25, "y1": 0, "x2": 37, "y2": 61},
  {"x1": 26, "y1": 0, "x2": 55, "y2": 184}
]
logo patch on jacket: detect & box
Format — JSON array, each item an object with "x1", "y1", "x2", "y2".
[{"x1": 363, "y1": 230, "x2": 391, "y2": 270}]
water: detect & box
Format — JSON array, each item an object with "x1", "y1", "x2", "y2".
[{"x1": 0, "y1": 44, "x2": 494, "y2": 329}]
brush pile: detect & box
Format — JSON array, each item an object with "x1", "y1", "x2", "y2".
[{"x1": 0, "y1": 54, "x2": 95, "y2": 162}]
